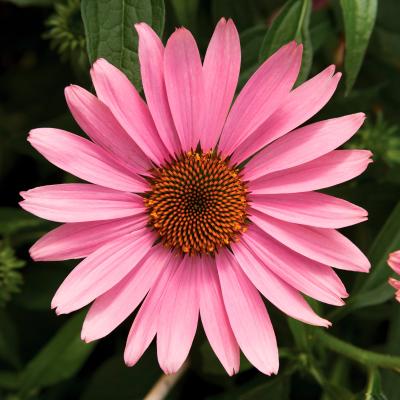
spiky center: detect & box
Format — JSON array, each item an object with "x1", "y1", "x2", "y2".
[{"x1": 145, "y1": 151, "x2": 249, "y2": 255}]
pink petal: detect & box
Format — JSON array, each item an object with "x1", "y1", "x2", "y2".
[
  {"x1": 201, "y1": 18, "x2": 241, "y2": 151},
  {"x1": 198, "y1": 257, "x2": 240, "y2": 375},
  {"x1": 51, "y1": 228, "x2": 156, "y2": 314},
  {"x1": 28, "y1": 128, "x2": 147, "y2": 192},
  {"x1": 164, "y1": 28, "x2": 204, "y2": 151},
  {"x1": 157, "y1": 256, "x2": 199, "y2": 374},
  {"x1": 81, "y1": 245, "x2": 170, "y2": 342},
  {"x1": 250, "y1": 210, "x2": 370, "y2": 272},
  {"x1": 90, "y1": 59, "x2": 167, "y2": 164},
  {"x1": 250, "y1": 192, "x2": 367, "y2": 228},
  {"x1": 388, "y1": 251, "x2": 400, "y2": 275},
  {"x1": 20, "y1": 184, "x2": 145, "y2": 223},
  {"x1": 232, "y1": 66, "x2": 341, "y2": 164},
  {"x1": 124, "y1": 255, "x2": 181, "y2": 367},
  {"x1": 244, "y1": 113, "x2": 366, "y2": 181},
  {"x1": 218, "y1": 42, "x2": 302, "y2": 156},
  {"x1": 30, "y1": 214, "x2": 147, "y2": 261},
  {"x1": 64, "y1": 85, "x2": 151, "y2": 173},
  {"x1": 389, "y1": 277, "x2": 400, "y2": 290},
  {"x1": 135, "y1": 23, "x2": 181, "y2": 156},
  {"x1": 244, "y1": 226, "x2": 348, "y2": 305},
  {"x1": 232, "y1": 241, "x2": 331, "y2": 327},
  {"x1": 216, "y1": 248, "x2": 279, "y2": 375},
  {"x1": 249, "y1": 150, "x2": 373, "y2": 194}
]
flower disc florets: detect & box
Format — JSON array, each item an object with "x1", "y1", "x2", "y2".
[{"x1": 146, "y1": 150, "x2": 249, "y2": 255}]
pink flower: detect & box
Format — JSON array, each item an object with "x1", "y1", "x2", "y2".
[
  {"x1": 388, "y1": 251, "x2": 400, "y2": 302},
  {"x1": 20, "y1": 19, "x2": 372, "y2": 376}
]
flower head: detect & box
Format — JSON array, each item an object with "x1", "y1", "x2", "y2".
[
  {"x1": 388, "y1": 251, "x2": 400, "y2": 302},
  {"x1": 20, "y1": 19, "x2": 372, "y2": 375}
]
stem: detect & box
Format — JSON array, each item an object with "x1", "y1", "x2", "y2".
[
  {"x1": 316, "y1": 330, "x2": 400, "y2": 373},
  {"x1": 144, "y1": 361, "x2": 189, "y2": 400}
]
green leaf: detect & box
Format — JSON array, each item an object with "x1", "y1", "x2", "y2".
[
  {"x1": 0, "y1": 310, "x2": 20, "y2": 368},
  {"x1": 81, "y1": 0, "x2": 165, "y2": 90},
  {"x1": 331, "y1": 202, "x2": 400, "y2": 320},
  {"x1": 0, "y1": 208, "x2": 45, "y2": 237},
  {"x1": 287, "y1": 318, "x2": 311, "y2": 352},
  {"x1": 346, "y1": 202, "x2": 400, "y2": 312},
  {"x1": 370, "y1": 27, "x2": 400, "y2": 69},
  {"x1": 310, "y1": 8, "x2": 333, "y2": 51},
  {"x1": 197, "y1": 340, "x2": 253, "y2": 376},
  {"x1": 340, "y1": 0, "x2": 378, "y2": 94},
  {"x1": 18, "y1": 312, "x2": 95, "y2": 398},
  {"x1": 81, "y1": 350, "x2": 160, "y2": 400},
  {"x1": 0, "y1": 371, "x2": 20, "y2": 390},
  {"x1": 239, "y1": 375, "x2": 291, "y2": 400},
  {"x1": 259, "y1": 0, "x2": 313, "y2": 84},
  {"x1": 237, "y1": 25, "x2": 267, "y2": 90},
  {"x1": 211, "y1": 0, "x2": 258, "y2": 31},
  {"x1": 170, "y1": 0, "x2": 198, "y2": 26},
  {"x1": 14, "y1": 263, "x2": 71, "y2": 311},
  {"x1": 382, "y1": 304, "x2": 400, "y2": 398},
  {"x1": 4, "y1": 0, "x2": 54, "y2": 6},
  {"x1": 364, "y1": 369, "x2": 388, "y2": 400}
]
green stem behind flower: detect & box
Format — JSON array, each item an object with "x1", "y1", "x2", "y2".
[{"x1": 316, "y1": 330, "x2": 400, "y2": 373}]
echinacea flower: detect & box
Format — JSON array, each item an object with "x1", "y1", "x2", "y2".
[
  {"x1": 388, "y1": 251, "x2": 400, "y2": 302},
  {"x1": 20, "y1": 19, "x2": 372, "y2": 376}
]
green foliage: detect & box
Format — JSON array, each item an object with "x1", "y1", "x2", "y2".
[
  {"x1": 340, "y1": 0, "x2": 378, "y2": 94},
  {"x1": 365, "y1": 369, "x2": 388, "y2": 400},
  {"x1": 81, "y1": 0, "x2": 165, "y2": 90},
  {"x1": 0, "y1": 242, "x2": 25, "y2": 307},
  {"x1": 81, "y1": 350, "x2": 160, "y2": 400},
  {"x1": 44, "y1": 0, "x2": 87, "y2": 68},
  {"x1": 0, "y1": 208, "x2": 45, "y2": 237},
  {"x1": 4, "y1": 0, "x2": 54, "y2": 6},
  {"x1": 17, "y1": 312, "x2": 95, "y2": 399},
  {"x1": 170, "y1": 0, "x2": 199, "y2": 27},
  {"x1": 259, "y1": 0, "x2": 313, "y2": 84},
  {"x1": 340, "y1": 202, "x2": 400, "y2": 315},
  {"x1": 347, "y1": 112, "x2": 400, "y2": 168}
]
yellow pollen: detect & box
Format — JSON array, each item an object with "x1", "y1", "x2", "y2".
[{"x1": 145, "y1": 150, "x2": 249, "y2": 255}]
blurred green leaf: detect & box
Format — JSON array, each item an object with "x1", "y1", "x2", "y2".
[
  {"x1": 287, "y1": 318, "x2": 311, "y2": 353},
  {"x1": 18, "y1": 312, "x2": 95, "y2": 398},
  {"x1": 4, "y1": 0, "x2": 54, "y2": 6},
  {"x1": 364, "y1": 369, "x2": 388, "y2": 400},
  {"x1": 381, "y1": 304, "x2": 400, "y2": 398},
  {"x1": 81, "y1": 350, "x2": 159, "y2": 400},
  {"x1": 340, "y1": 0, "x2": 378, "y2": 94},
  {"x1": 0, "y1": 371, "x2": 20, "y2": 390},
  {"x1": 241, "y1": 25, "x2": 267, "y2": 71},
  {"x1": 15, "y1": 263, "x2": 71, "y2": 311},
  {"x1": 370, "y1": 27, "x2": 400, "y2": 68},
  {"x1": 0, "y1": 310, "x2": 20, "y2": 368},
  {"x1": 259, "y1": 0, "x2": 313, "y2": 84},
  {"x1": 0, "y1": 208, "x2": 45, "y2": 237},
  {"x1": 331, "y1": 202, "x2": 400, "y2": 319},
  {"x1": 197, "y1": 340, "x2": 253, "y2": 376},
  {"x1": 212, "y1": 0, "x2": 258, "y2": 31},
  {"x1": 239, "y1": 375, "x2": 290, "y2": 400},
  {"x1": 237, "y1": 25, "x2": 266, "y2": 89},
  {"x1": 354, "y1": 201, "x2": 400, "y2": 297},
  {"x1": 81, "y1": 0, "x2": 165, "y2": 90},
  {"x1": 323, "y1": 383, "x2": 355, "y2": 400},
  {"x1": 310, "y1": 9, "x2": 333, "y2": 51},
  {"x1": 170, "y1": 0, "x2": 198, "y2": 26},
  {"x1": 0, "y1": 242, "x2": 25, "y2": 307}
]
